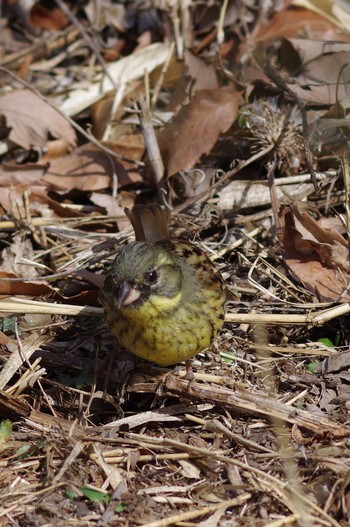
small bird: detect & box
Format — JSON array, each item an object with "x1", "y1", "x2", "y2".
[{"x1": 100, "y1": 204, "x2": 226, "y2": 367}]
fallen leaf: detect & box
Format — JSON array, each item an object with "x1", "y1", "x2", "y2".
[
  {"x1": 0, "y1": 272, "x2": 53, "y2": 296},
  {"x1": 1, "y1": 237, "x2": 40, "y2": 279},
  {"x1": 159, "y1": 84, "x2": 242, "y2": 177},
  {"x1": 43, "y1": 143, "x2": 130, "y2": 191},
  {"x1": 0, "y1": 90, "x2": 76, "y2": 149},
  {"x1": 0, "y1": 163, "x2": 46, "y2": 189},
  {"x1": 281, "y1": 203, "x2": 350, "y2": 302},
  {"x1": 90, "y1": 192, "x2": 123, "y2": 217},
  {"x1": 30, "y1": 3, "x2": 68, "y2": 30},
  {"x1": 254, "y1": 7, "x2": 345, "y2": 42}
]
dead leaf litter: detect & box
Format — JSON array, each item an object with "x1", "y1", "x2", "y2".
[{"x1": 0, "y1": 1, "x2": 350, "y2": 526}]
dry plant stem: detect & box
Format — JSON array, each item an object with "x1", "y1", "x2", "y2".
[
  {"x1": 139, "y1": 494, "x2": 251, "y2": 527},
  {"x1": 0, "y1": 214, "x2": 123, "y2": 231},
  {"x1": 144, "y1": 68, "x2": 150, "y2": 109},
  {"x1": 3, "y1": 299, "x2": 350, "y2": 326},
  {"x1": 0, "y1": 331, "x2": 51, "y2": 390},
  {"x1": 0, "y1": 27, "x2": 80, "y2": 68},
  {"x1": 205, "y1": 419, "x2": 273, "y2": 453},
  {"x1": 125, "y1": 432, "x2": 341, "y2": 527},
  {"x1": 0, "y1": 483, "x2": 67, "y2": 519},
  {"x1": 151, "y1": 42, "x2": 175, "y2": 109},
  {"x1": 54, "y1": 0, "x2": 117, "y2": 89},
  {"x1": 341, "y1": 152, "x2": 350, "y2": 258},
  {"x1": 216, "y1": 227, "x2": 262, "y2": 257},
  {"x1": 253, "y1": 324, "x2": 310, "y2": 527},
  {"x1": 52, "y1": 441, "x2": 85, "y2": 485},
  {"x1": 169, "y1": 3, "x2": 182, "y2": 58},
  {"x1": 138, "y1": 96, "x2": 165, "y2": 194},
  {"x1": 30, "y1": 38, "x2": 86, "y2": 72},
  {"x1": 247, "y1": 256, "x2": 306, "y2": 304},
  {"x1": 217, "y1": 0, "x2": 229, "y2": 44},
  {"x1": 181, "y1": 0, "x2": 193, "y2": 51},
  {"x1": 13, "y1": 320, "x2": 56, "y2": 416},
  {"x1": 147, "y1": 374, "x2": 349, "y2": 437},
  {"x1": 0, "y1": 300, "x2": 102, "y2": 317},
  {"x1": 263, "y1": 515, "x2": 302, "y2": 527},
  {"x1": 93, "y1": 451, "x2": 195, "y2": 465},
  {"x1": 267, "y1": 160, "x2": 282, "y2": 235},
  {"x1": 0, "y1": 67, "x2": 143, "y2": 167}
]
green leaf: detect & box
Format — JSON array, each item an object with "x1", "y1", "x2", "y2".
[
  {"x1": 307, "y1": 362, "x2": 318, "y2": 373},
  {"x1": 81, "y1": 487, "x2": 110, "y2": 505},
  {"x1": 64, "y1": 488, "x2": 77, "y2": 500},
  {"x1": 60, "y1": 366, "x2": 93, "y2": 389},
  {"x1": 115, "y1": 503, "x2": 127, "y2": 513},
  {"x1": 318, "y1": 338, "x2": 334, "y2": 348},
  {"x1": 0, "y1": 420, "x2": 12, "y2": 443},
  {"x1": 220, "y1": 351, "x2": 236, "y2": 365},
  {"x1": 15, "y1": 445, "x2": 31, "y2": 458},
  {"x1": 1, "y1": 317, "x2": 17, "y2": 334}
]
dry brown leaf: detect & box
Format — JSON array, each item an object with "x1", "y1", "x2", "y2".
[
  {"x1": 0, "y1": 272, "x2": 53, "y2": 296},
  {"x1": 104, "y1": 134, "x2": 144, "y2": 181},
  {"x1": 0, "y1": 271, "x2": 99, "y2": 305},
  {"x1": 1, "y1": 238, "x2": 39, "y2": 279},
  {"x1": 159, "y1": 84, "x2": 242, "y2": 177},
  {"x1": 90, "y1": 192, "x2": 124, "y2": 217},
  {"x1": 40, "y1": 138, "x2": 73, "y2": 162},
  {"x1": 0, "y1": 331, "x2": 18, "y2": 353},
  {"x1": 290, "y1": 39, "x2": 350, "y2": 64},
  {"x1": 281, "y1": 203, "x2": 350, "y2": 302},
  {"x1": 43, "y1": 143, "x2": 130, "y2": 191},
  {"x1": 0, "y1": 90, "x2": 76, "y2": 149},
  {"x1": 184, "y1": 50, "x2": 219, "y2": 93},
  {"x1": 0, "y1": 164, "x2": 46, "y2": 189},
  {"x1": 253, "y1": 7, "x2": 345, "y2": 42},
  {"x1": 293, "y1": 50, "x2": 350, "y2": 105},
  {"x1": 30, "y1": 3, "x2": 68, "y2": 30},
  {"x1": 314, "y1": 350, "x2": 350, "y2": 374}
]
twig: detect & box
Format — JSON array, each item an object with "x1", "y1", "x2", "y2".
[
  {"x1": 54, "y1": 0, "x2": 117, "y2": 89},
  {"x1": 137, "y1": 96, "x2": 165, "y2": 197},
  {"x1": 151, "y1": 42, "x2": 175, "y2": 109},
  {"x1": 140, "y1": 494, "x2": 251, "y2": 527},
  {"x1": 217, "y1": 0, "x2": 229, "y2": 44},
  {"x1": 2, "y1": 298, "x2": 350, "y2": 326}
]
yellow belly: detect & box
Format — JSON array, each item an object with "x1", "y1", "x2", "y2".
[{"x1": 107, "y1": 294, "x2": 224, "y2": 366}]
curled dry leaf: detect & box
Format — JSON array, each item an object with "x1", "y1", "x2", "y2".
[
  {"x1": 0, "y1": 90, "x2": 76, "y2": 149},
  {"x1": 0, "y1": 271, "x2": 99, "y2": 306},
  {"x1": 158, "y1": 84, "x2": 242, "y2": 177},
  {"x1": 281, "y1": 203, "x2": 350, "y2": 302},
  {"x1": 253, "y1": 6, "x2": 345, "y2": 42},
  {"x1": 0, "y1": 272, "x2": 53, "y2": 296}
]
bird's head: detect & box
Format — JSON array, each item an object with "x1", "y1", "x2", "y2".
[{"x1": 109, "y1": 242, "x2": 183, "y2": 312}]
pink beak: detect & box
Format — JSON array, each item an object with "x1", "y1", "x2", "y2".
[{"x1": 118, "y1": 282, "x2": 141, "y2": 308}]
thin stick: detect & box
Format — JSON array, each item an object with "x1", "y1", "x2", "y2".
[
  {"x1": 54, "y1": 0, "x2": 117, "y2": 89},
  {"x1": 140, "y1": 494, "x2": 251, "y2": 527},
  {"x1": 137, "y1": 96, "x2": 165, "y2": 195}
]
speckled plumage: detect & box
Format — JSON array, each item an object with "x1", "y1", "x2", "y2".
[{"x1": 100, "y1": 206, "x2": 226, "y2": 366}]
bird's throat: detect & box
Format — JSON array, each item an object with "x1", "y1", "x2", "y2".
[{"x1": 123, "y1": 290, "x2": 182, "y2": 320}]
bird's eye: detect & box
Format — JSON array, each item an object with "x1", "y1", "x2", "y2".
[{"x1": 144, "y1": 269, "x2": 158, "y2": 284}]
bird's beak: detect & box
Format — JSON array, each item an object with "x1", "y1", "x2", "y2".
[{"x1": 118, "y1": 282, "x2": 141, "y2": 308}]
